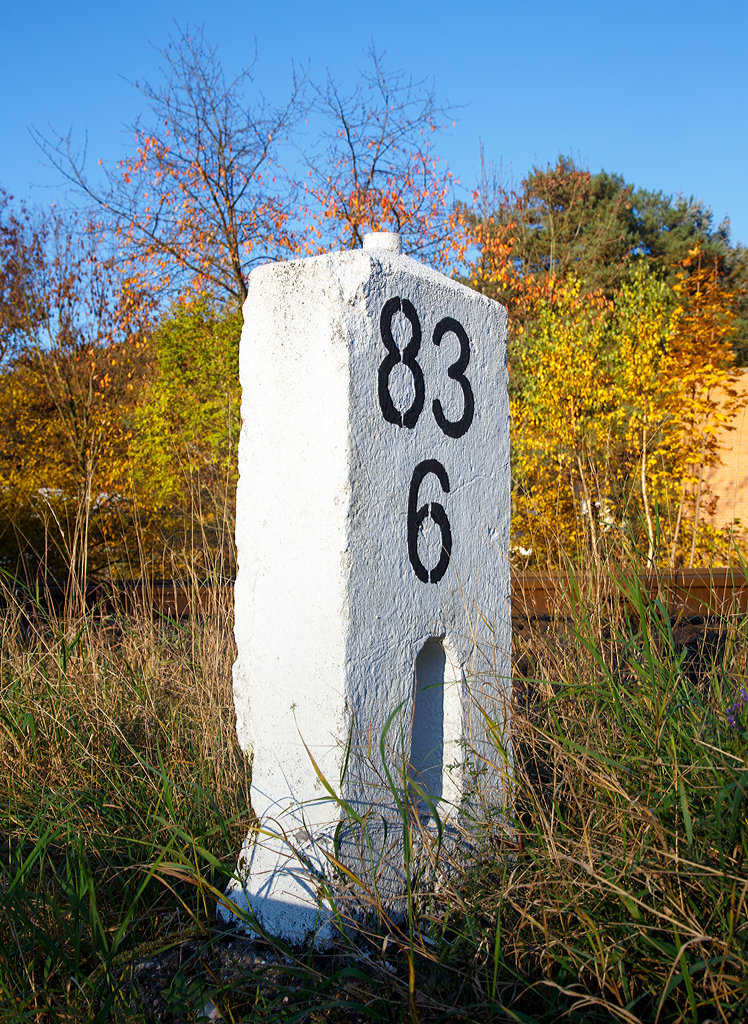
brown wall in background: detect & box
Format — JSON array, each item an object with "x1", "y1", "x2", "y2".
[{"x1": 702, "y1": 368, "x2": 748, "y2": 532}]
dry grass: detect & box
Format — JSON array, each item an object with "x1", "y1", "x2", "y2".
[
  {"x1": 0, "y1": 562, "x2": 747, "y2": 1022},
  {"x1": 0, "y1": 578, "x2": 251, "y2": 1021}
]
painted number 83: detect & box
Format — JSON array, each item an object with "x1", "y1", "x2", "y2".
[{"x1": 377, "y1": 297, "x2": 475, "y2": 584}]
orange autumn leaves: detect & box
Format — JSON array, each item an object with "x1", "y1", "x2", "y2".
[
  {"x1": 100, "y1": 37, "x2": 467, "y2": 304},
  {"x1": 114, "y1": 129, "x2": 296, "y2": 302}
]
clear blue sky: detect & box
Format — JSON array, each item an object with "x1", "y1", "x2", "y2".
[{"x1": 1, "y1": 0, "x2": 746, "y2": 245}]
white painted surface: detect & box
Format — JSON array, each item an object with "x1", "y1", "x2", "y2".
[{"x1": 223, "y1": 235, "x2": 511, "y2": 946}]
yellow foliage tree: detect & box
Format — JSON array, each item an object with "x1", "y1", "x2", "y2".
[
  {"x1": 510, "y1": 255, "x2": 745, "y2": 569},
  {"x1": 511, "y1": 279, "x2": 617, "y2": 565},
  {"x1": 129, "y1": 302, "x2": 241, "y2": 578},
  {"x1": 610, "y1": 268, "x2": 681, "y2": 564}
]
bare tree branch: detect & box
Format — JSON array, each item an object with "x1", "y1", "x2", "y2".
[
  {"x1": 302, "y1": 47, "x2": 464, "y2": 268},
  {"x1": 32, "y1": 24, "x2": 307, "y2": 305}
]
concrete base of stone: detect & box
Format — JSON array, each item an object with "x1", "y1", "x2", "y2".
[
  {"x1": 219, "y1": 827, "x2": 341, "y2": 948},
  {"x1": 218, "y1": 804, "x2": 501, "y2": 949}
]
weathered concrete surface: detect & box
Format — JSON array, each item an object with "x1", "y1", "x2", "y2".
[{"x1": 222, "y1": 233, "x2": 510, "y2": 945}]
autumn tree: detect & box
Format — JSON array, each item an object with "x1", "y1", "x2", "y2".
[
  {"x1": 466, "y1": 155, "x2": 748, "y2": 362},
  {"x1": 36, "y1": 25, "x2": 473, "y2": 307},
  {"x1": 0, "y1": 206, "x2": 154, "y2": 594},
  {"x1": 131, "y1": 302, "x2": 241, "y2": 576},
  {"x1": 510, "y1": 275, "x2": 682, "y2": 568},
  {"x1": 510, "y1": 279, "x2": 618, "y2": 565},
  {"x1": 667, "y1": 247, "x2": 744, "y2": 565},
  {"x1": 36, "y1": 25, "x2": 304, "y2": 305},
  {"x1": 509, "y1": 252, "x2": 745, "y2": 569},
  {"x1": 609, "y1": 268, "x2": 682, "y2": 564},
  {"x1": 300, "y1": 48, "x2": 465, "y2": 269},
  {"x1": 0, "y1": 189, "x2": 47, "y2": 366}
]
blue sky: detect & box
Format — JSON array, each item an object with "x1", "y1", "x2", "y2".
[{"x1": 2, "y1": 0, "x2": 746, "y2": 245}]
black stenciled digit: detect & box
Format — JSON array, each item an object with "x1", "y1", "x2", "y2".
[
  {"x1": 432, "y1": 316, "x2": 475, "y2": 439},
  {"x1": 407, "y1": 459, "x2": 453, "y2": 584},
  {"x1": 378, "y1": 297, "x2": 425, "y2": 429}
]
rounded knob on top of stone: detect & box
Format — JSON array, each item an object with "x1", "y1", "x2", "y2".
[{"x1": 363, "y1": 231, "x2": 402, "y2": 254}]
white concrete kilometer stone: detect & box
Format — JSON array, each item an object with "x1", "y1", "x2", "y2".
[{"x1": 222, "y1": 232, "x2": 511, "y2": 946}]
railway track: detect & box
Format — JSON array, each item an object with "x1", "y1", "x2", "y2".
[{"x1": 6, "y1": 568, "x2": 747, "y2": 620}]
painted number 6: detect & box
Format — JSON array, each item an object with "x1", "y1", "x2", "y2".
[{"x1": 407, "y1": 460, "x2": 452, "y2": 584}]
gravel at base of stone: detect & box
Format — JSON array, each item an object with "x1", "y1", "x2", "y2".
[
  {"x1": 119, "y1": 930, "x2": 374, "y2": 1023},
  {"x1": 127, "y1": 933, "x2": 296, "y2": 1022}
]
